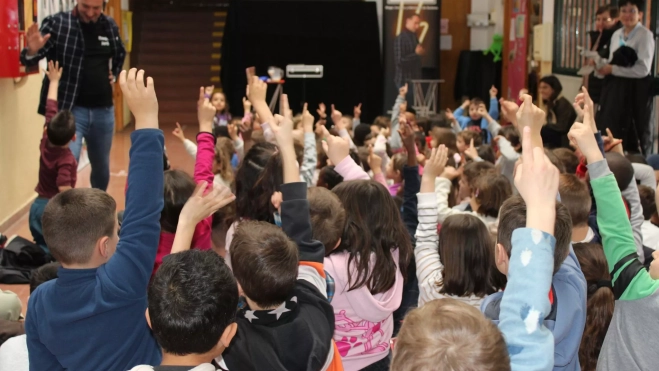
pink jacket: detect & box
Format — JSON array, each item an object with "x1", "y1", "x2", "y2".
[
  {"x1": 324, "y1": 249, "x2": 403, "y2": 371},
  {"x1": 153, "y1": 132, "x2": 215, "y2": 276}
]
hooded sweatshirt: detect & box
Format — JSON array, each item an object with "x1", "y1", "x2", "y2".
[{"x1": 324, "y1": 249, "x2": 402, "y2": 371}]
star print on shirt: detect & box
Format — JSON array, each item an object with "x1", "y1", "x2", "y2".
[
  {"x1": 268, "y1": 302, "x2": 291, "y2": 320},
  {"x1": 244, "y1": 310, "x2": 258, "y2": 323}
]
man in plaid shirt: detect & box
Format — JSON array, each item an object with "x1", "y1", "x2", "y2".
[
  {"x1": 393, "y1": 13, "x2": 423, "y2": 90},
  {"x1": 21, "y1": 0, "x2": 125, "y2": 191}
]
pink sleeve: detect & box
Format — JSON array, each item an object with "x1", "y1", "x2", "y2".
[
  {"x1": 260, "y1": 123, "x2": 277, "y2": 143},
  {"x1": 373, "y1": 172, "x2": 388, "y2": 188},
  {"x1": 242, "y1": 112, "x2": 253, "y2": 125},
  {"x1": 334, "y1": 156, "x2": 370, "y2": 181},
  {"x1": 191, "y1": 132, "x2": 215, "y2": 250}
]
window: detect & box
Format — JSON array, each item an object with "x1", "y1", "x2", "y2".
[{"x1": 552, "y1": 0, "x2": 610, "y2": 76}]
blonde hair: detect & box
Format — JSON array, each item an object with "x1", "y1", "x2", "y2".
[
  {"x1": 391, "y1": 298, "x2": 510, "y2": 371},
  {"x1": 215, "y1": 137, "x2": 235, "y2": 185}
]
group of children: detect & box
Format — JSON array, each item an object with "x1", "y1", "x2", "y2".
[{"x1": 1, "y1": 61, "x2": 659, "y2": 371}]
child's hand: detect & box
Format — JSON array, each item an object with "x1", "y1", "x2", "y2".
[
  {"x1": 602, "y1": 128, "x2": 624, "y2": 154},
  {"x1": 280, "y1": 94, "x2": 293, "y2": 120},
  {"x1": 500, "y1": 98, "x2": 520, "y2": 126},
  {"x1": 317, "y1": 103, "x2": 327, "y2": 119},
  {"x1": 477, "y1": 105, "x2": 488, "y2": 118},
  {"x1": 568, "y1": 122, "x2": 603, "y2": 164},
  {"x1": 228, "y1": 122, "x2": 239, "y2": 141},
  {"x1": 44, "y1": 60, "x2": 63, "y2": 82},
  {"x1": 325, "y1": 135, "x2": 351, "y2": 166},
  {"x1": 445, "y1": 108, "x2": 455, "y2": 121},
  {"x1": 515, "y1": 126, "x2": 558, "y2": 234},
  {"x1": 399, "y1": 83, "x2": 408, "y2": 97},
  {"x1": 398, "y1": 120, "x2": 415, "y2": 151},
  {"x1": 368, "y1": 146, "x2": 383, "y2": 174},
  {"x1": 315, "y1": 121, "x2": 328, "y2": 137},
  {"x1": 197, "y1": 87, "x2": 217, "y2": 132},
  {"x1": 172, "y1": 122, "x2": 186, "y2": 142},
  {"x1": 271, "y1": 191, "x2": 283, "y2": 214},
  {"x1": 441, "y1": 166, "x2": 462, "y2": 180},
  {"x1": 354, "y1": 103, "x2": 362, "y2": 119},
  {"x1": 179, "y1": 181, "x2": 236, "y2": 226},
  {"x1": 243, "y1": 97, "x2": 252, "y2": 113},
  {"x1": 574, "y1": 87, "x2": 596, "y2": 133},
  {"x1": 489, "y1": 85, "x2": 498, "y2": 98},
  {"x1": 515, "y1": 94, "x2": 544, "y2": 147},
  {"x1": 423, "y1": 145, "x2": 449, "y2": 179},
  {"x1": 272, "y1": 114, "x2": 294, "y2": 150},
  {"x1": 204, "y1": 85, "x2": 215, "y2": 96},
  {"x1": 461, "y1": 99, "x2": 471, "y2": 109},
  {"x1": 331, "y1": 104, "x2": 342, "y2": 126},
  {"x1": 247, "y1": 76, "x2": 268, "y2": 105},
  {"x1": 465, "y1": 138, "x2": 479, "y2": 160},
  {"x1": 119, "y1": 68, "x2": 158, "y2": 130},
  {"x1": 302, "y1": 103, "x2": 314, "y2": 133}
]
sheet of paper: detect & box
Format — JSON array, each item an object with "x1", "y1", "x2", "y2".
[{"x1": 440, "y1": 35, "x2": 452, "y2": 50}]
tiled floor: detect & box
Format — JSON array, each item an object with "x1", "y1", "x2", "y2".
[{"x1": 0, "y1": 121, "x2": 195, "y2": 314}]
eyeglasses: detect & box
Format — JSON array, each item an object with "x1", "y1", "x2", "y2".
[{"x1": 620, "y1": 8, "x2": 639, "y2": 15}]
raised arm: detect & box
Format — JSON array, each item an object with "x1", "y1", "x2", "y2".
[
  {"x1": 390, "y1": 84, "x2": 407, "y2": 150},
  {"x1": 43, "y1": 60, "x2": 62, "y2": 125},
  {"x1": 300, "y1": 104, "x2": 317, "y2": 187}
]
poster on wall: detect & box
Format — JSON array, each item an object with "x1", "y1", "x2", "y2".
[
  {"x1": 383, "y1": 0, "x2": 441, "y2": 114},
  {"x1": 507, "y1": 0, "x2": 527, "y2": 100}
]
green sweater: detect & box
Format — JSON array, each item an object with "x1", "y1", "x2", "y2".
[{"x1": 588, "y1": 160, "x2": 659, "y2": 371}]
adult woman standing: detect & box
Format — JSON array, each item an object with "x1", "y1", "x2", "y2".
[
  {"x1": 538, "y1": 75, "x2": 578, "y2": 149},
  {"x1": 585, "y1": 5, "x2": 622, "y2": 107},
  {"x1": 596, "y1": 0, "x2": 655, "y2": 155}
]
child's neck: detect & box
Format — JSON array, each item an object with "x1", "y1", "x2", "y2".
[
  {"x1": 245, "y1": 297, "x2": 280, "y2": 311},
  {"x1": 571, "y1": 225, "x2": 590, "y2": 243},
  {"x1": 161, "y1": 352, "x2": 217, "y2": 367}
]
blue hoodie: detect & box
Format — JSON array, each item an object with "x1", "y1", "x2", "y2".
[
  {"x1": 25, "y1": 130, "x2": 164, "y2": 370},
  {"x1": 454, "y1": 96, "x2": 499, "y2": 143},
  {"x1": 482, "y1": 241, "x2": 587, "y2": 370}
]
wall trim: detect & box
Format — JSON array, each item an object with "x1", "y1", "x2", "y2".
[{"x1": 0, "y1": 194, "x2": 37, "y2": 233}]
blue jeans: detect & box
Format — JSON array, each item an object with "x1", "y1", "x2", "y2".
[
  {"x1": 29, "y1": 197, "x2": 50, "y2": 253},
  {"x1": 69, "y1": 106, "x2": 115, "y2": 191}
]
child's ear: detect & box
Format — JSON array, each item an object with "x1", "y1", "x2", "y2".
[
  {"x1": 145, "y1": 308, "x2": 152, "y2": 330},
  {"x1": 71, "y1": 133, "x2": 77, "y2": 143},
  {"x1": 97, "y1": 236, "x2": 111, "y2": 259},
  {"x1": 219, "y1": 322, "x2": 238, "y2": 348},
  {"x1": 495, "y1": 243, "x2": 509, "y2": 275}
]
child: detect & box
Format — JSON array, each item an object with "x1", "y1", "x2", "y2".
[
  {"x1": 317, "y1": 166, "x2": 344, "y2": 190},
  {"x1": 456, "y1": 130, "x2": 482, "y2": 155},
  {"x1": 29, "y1": 61, "x2": 77, "y2": 253},
  {"x1": 25, "y1": 69, "x2": 165, "y2": 370},
  {"x1": 218, "y1": 112, "x2": 342, "y2": 370},
  {"x1": 455, "y1": 161, "x2": 495, "y2": 211},
  {"x1": 553, "y1": 148, "x2": 580, "y2": 174},
  {"x1": 204, "y1": 86, "x2": 231, "y2": 127},
  {"x1": 429, "y1": 127, "x2": 457, "y2": 152},
  {"x1": 385, "y1": 153, "x2": 407, "y2": 196},
  {"x1": 308, "y1": 187, "x2": 346, "y2": 257},
  {"x1": 0, "y1": 262, "x2": 60, "y2": 371},
  {"x1": 572, "y1": 243, "x2": 614, "y2": 371},
  {"x1": 415, "y1": 146, "x2": 502, "y2": 308},
  {"x1": 494, "y1": 126, "x2": 521, "y2": 187},
  {"x1": 639, "y1": 185, "x2": 659, "y2": 250},
  {"x1": 567, "y1": 119, "x2": 659, "y2": 370},
  {"x1": 559, "y1": 173, "x2": 597, "y2": 244},
  {"x1": 453, "y1": 86, "x2": 499, "y2": 143}
]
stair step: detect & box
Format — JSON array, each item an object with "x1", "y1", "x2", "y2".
[
  {"x1": 142, "y1": 12, "x2": 216, "y2": 22},
  {"x1": 140, "y1": 42, "x2": 218, "y2": 54},
  {"x1": 141, "y1": 32, "x2": 222, "y2": 43},
  {"x1": 139, "y1": 53, "x2": 219, "y2": 65},
  {"x1": 157, "y1": 100, "x2": 199, "y2": 113},
  {"x1": 159, "y1": 112, "x2": 199, "y2": 126},
  {"x1": 139, "y1": 65, "x2": 219, "y2": 75}
]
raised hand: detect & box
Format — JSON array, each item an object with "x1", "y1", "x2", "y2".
[
  {"x1": 515, "y1": 94, "x2": 545, "y2": 148},
  {"x1": 331, "y1": 104, "x2": 343, "y2": 126},
  {"x1": 490, "y1": 85, "x2": 498, "y2": 98},
  {"x1": 280, "y1": 94, "x2": 293, "y2": 120},
  {"x1": 301, "y1": 103, "x2": 314, "y2": 133},
  {"x1": 465, "y1": 138, "x2": 479, "y2": 159},
  {"x1": 242, "y1": 97, "x2": 252, "y2": 113},
  {"x1": 399, "y1": 83, "x2": 408, "y2": 97},
  {"x1": 500, "y1": 98, "x2": 520, "y2": 126},
  {"x1": 398, "y1": 119, "x2": 415, "y2": 151},
  {"x1": 445, "y1": 108, "x2": 455, "y2": 121},
  {"x1": 574, "y1": 87, "x2": 596, "y2": 132},
  {"x1": 204, "y1": 85, "x2": 215, "y2": 96},
  {"x1": 324, "y1": 135, "x2": 351, "y2": 166},
  {"x1": 317, "y1": 103, "x2": 327, "y2": 119},
  {"x1": 180, "y1": 181, "x2": 236, "y2": 226},
  {"x1": 477, "y1": 104, "x2": 489, "y2": 118},
  {"x1": 197, "y1": 87, "x2": 216, "y2": 133},
  {"x1": 568, "y1": 122, "x2": 601, "y2": 163},
  {"x1": 354, "y1": 103, "x2": 362, "y2": 119},
  {"x1": 119, "y1": 68, "x2": 158, "y2": 130},
  {"x1": 424, "y1": 145, "x2": 449, "y2": 179},
  {"x1": 271, "y1": 114, "x2": 294, "y2": 149},
  {"x1": 172, "y1": 122, "x2": 186, "y2": 142},
  {"x1": 602, "y1": 128, "x2": 623, "y2": 154},
  {"x1": 26, "y1": 23, "x2": 51, "y2": 56},
  {"x1": 367, "y1": 146, "x2": 383, "y2": 174},
  {"x1": 44, "y1": 60, "x2": 62, "y2": 82},
  {"x1": 247, "y1": 76, "x2": 267, "y2": 105}
]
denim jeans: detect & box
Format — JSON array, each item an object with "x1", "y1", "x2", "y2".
[
  {"x1": 29, "y1": 197, "x2": 50, "y2": 253},
  {"x1": 69, "y1": 106, "x2": 115, "y2": 191}
]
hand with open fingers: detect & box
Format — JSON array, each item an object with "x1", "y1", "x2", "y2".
[
  {"x1": 204, "y1": 85, "x2": 215, "y2": 96},
  {"x1": 119, "y1": 69, "x2": 159, "y2": 129},
  {"x1": 325, "y1": 135, "x2": 351, "y2": 166},
  {"x1": 331, "y1": 104, "x2": 343, "y2": 126},
  {"x1": 424, "y1": 145, "x2": 449, "y2": 179},
  {"x1": 367, "y1": 146, "x2": 383, "y2": 174},
  {"x1": 516, "y1": 94, "x2": 545, "y2": 138},
  {"x1": 243, "y1": 97, "x2": 252, "y2": 113},
  {"x1": 398, "y1": 121, "x2": 416, "y2": 150},
  {"x1": 44, "y1": 60, "x2": 63, "y2": 82},
  {"x1": 26, "y1": 23, "x2": 51, "y2": 56},
  {"x1": 180, "y1": 181, "x2": 236, "y2": 226},
  {"x1": 302, "y1": 103, "x2": 314, "y2": 132},
  {"x1": 500, "y1": 98, "x2": 520, "y2": 126},
  {"x1": 465, "y1": 138, "x2": 479, "y2": 159},
  {"x1": 172, "y1": 122, "x2": 186, "y2": 142},
  {"x1": 354, "y1": 103, "x2": 362, "y2": 119},
  {"x1": 317, "y1": 103, "x2": 327, "y2": 119},
  {"x1": 568, "y1": 122, "x2": 602, "y2": 164},
  {"x1": 399, "y1": 83, "x2": 408, "y2": 97},
  {"x1": 247, "y1": 76, "x2": 268, "y2": 105},
  {"x1": 490, "y1": 85, "x2": 498, "y2": 98}
]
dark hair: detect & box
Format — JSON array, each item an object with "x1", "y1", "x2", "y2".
[
  {"x1": 470, "y1": 98, "x2": 484, "y2": 107},
  {"x1": 458, "y1": 130, "x2": 483, "y2": 147},
  {"x1": 463, "y1": 161, "x2": 495, "y2": 187},
  {"x1": 618, "y1": 0, "x2": 645, "y2": 11},
  {"x1": 317, "y1": 166, "x2": 344, "y2": 190},
  {"x1": 331, "y1": 180, "x2": 412, "y2": 294},
  {"x1": 210, "y1": 91, "x2": 229, "y2": 115},
  {"x1": 161, "y1": 170, "x2": 197, "y2": 233},
  {"x1": 553, "y1": 148, "x2": 580, "y2": 174},
  {"x1": 42, "y1": 189, "x2": 116, "y2": 264},
  {"x1": 308, "y1": 187, "x2": 347, "y2": 255},
  {"x1": 48, "y1": 110, "x2": 76, "y2": 146},
  {"x1": 373, "y1": 116, "x2": 391, "y2": 129},
  {"x1": 539, "y1": 75, "x2": 563, "y2": 106},
  {"x1": 235, "y1": 142, "x2": 283, "y2": 224},
  {"x1": 559, "y1": 174, "x2": 592, "y2": 227},
  {"x1": 438, "y1": 214, "x2": 500, "y2": 297},
  {"x1": 605, "y1": 152, "x2": 634, "y2": 191},
  {"x1": 626, "y1": 153, "x2": 648, "y2": 165},
  {"x1": 498, "y1": 195, "x2": 573, "y2": 274},
  {"x1": 148, "y1": 250, "x2": 238, "y2": 355},
  {"x1": 472, "y1": 172, "x2": 512, "y2": 218},
  {"x1": 431, "y1": 127, "x2": 457, "y2": 151},
  {"x1": 573, "y1": 243, "x2": 614, "y2": 371},
  {"x1": 407, "y1": 13, "x2": 420, "y2": 19},
  {"x1": 638, "y1": 185, "x2": 656, "y2": 220},
  {"x1": 428, "y1": 113, "x2": 452, "y2": 131},
  {"x1": 597, "y1": 4, "x2": 619, "y2": 18},
  {"x1": 30, "y1": 262, "x2": 60, "y2": 293},
  {"x1": 414, "y1": 131, "x2": 427, "y2": 152},
  {"x1": 354, "y1": 124, "x2": 372, "y2": 147},
  {"x1": 477, "y1": 145, "x2": 496, "y2": 164},
  {"x1": 231, "y1": 221, "x2": 298, "y2": 308},
  {"x1": 214, "y1": 126, "x2": 230, "y2": 140},
  {"x1": 545, "y1": 148, "x2": 567, "y2": 173},
  {"x1": 499, "y1": 126, "x2": 521, "y2": 150}
]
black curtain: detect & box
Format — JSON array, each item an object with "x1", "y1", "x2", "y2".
[
  {"x1": 221, "y1": 0, "x2": 382, "y2": 123},
  {"x1": 453, "y1": 51, "x2": 502, "y2": 109}
]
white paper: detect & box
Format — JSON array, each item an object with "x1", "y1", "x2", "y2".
[{"x1": 440, "y1": 35, "x2": 452, "y2": 50}]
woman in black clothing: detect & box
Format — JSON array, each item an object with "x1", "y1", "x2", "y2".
[
  {"x1": 586, "y1": 4, "x2": 622, "y2": 105},
  {"x1": 539, "y1": 75, "x2": 577, "y2": 149}
]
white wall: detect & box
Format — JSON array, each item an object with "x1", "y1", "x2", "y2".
[
  {"x1": 470, "y1": 0, "x2": 504, "y2": 50},
  {"x1": 542, "y1": 0, "x2": 580, "y2": 101}
]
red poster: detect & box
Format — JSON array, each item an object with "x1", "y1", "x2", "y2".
[{"x1": 507, "y1": 0, "x2": 527, "y2": 100}]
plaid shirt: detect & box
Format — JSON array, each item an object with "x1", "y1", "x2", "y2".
[
  {"x1": 393, "y1": 29, "x2": 421, "y2": 88},
  {"x1": 20, "y1": 9, "x2": 125, "y2": 115}
]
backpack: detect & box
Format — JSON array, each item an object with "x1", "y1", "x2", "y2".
[{"x1": 0, "y1": 236, "x2": 53, "y2": 284}]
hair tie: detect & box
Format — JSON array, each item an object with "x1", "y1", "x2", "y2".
[{"x1": 587, "y1": 280, "x2": 612, "y2": 296}]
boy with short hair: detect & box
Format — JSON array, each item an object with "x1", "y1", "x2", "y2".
[
  {"x1": 452, "y1": 86, "x2": 499, "y2": 143},
  {"x1": 25, "y1": 68, "x2": 164, "y2": 370},
  {"x1": 307, "y1": 187, "x2": 346, "y2": 256},
  {"x1": 29, "y1": 60, "x2": 77, "y2": 253},
  {"x1": 559, "y1": 173, "x2": 598, "y2": 244},
  {"x1": 217, "y1": 77, "x2": 341, "y2": 371}
]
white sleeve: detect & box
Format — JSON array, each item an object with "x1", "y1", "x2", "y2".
[
  {"x1": 415, "y1": 193, "x2": 445, "y2": 306},
  {"x1": 183, "y1": 139, "x2": 198, "y2": 158}
]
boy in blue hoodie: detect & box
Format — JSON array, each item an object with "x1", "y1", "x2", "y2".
[
  {"x1": 452, "y1": 85, "x2": 499, "y2": 143},
  {"x1": 481, "y1": 95, "x2": 587, "y2": 371},
  {"x1": 25, "y1": 68, "x2": 164, "y2": 370}
]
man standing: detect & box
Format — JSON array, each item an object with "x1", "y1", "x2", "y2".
[
  {"x1": 21, "y1": 0, "x2": 126, "y2": 191},
  {"x1": 394, "y1": 13, "x2": 424, "y2": 92},
  {"x1": 596, "y1": 0, "x2": 654, "y2": 155}
]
